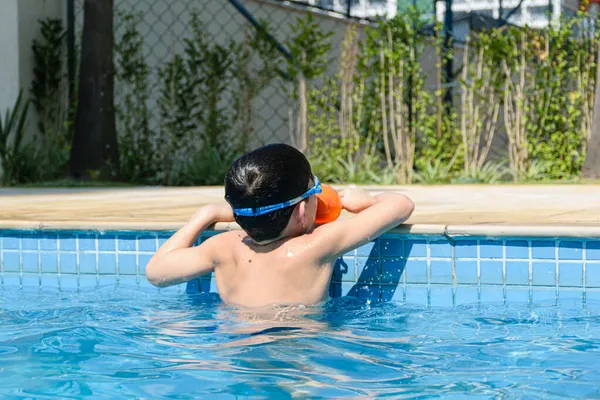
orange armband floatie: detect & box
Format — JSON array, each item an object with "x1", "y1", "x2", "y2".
[{"x1": 315, "y1": 184, "x2": 342, "y2": 224}]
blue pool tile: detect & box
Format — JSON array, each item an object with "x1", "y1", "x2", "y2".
[
  {"x1": 60, "y1": 275, "x2": 79, "y2": 290},
  {"x1": 41, "y1": 275, "x2": 59, "y2": 290},
  {"x1": 505, "y1": 261, "x2": 529, "y2": 285},
  {"x1": 140, "y1": 278, "x2": 159, "y2": 292},
  {"x1": 356, "y1": 284, "x2": 380, "y2": 301},
  {"x1": 455, "y1": 240, "x2": 477, "y2": 259},
  {"x1": 405, "y1": 240, "x2": 427, "y2": 258},
  {"x1": 98, "y1": 235, "x2": 116, "y2": 251},
  {"x1": 480, "y1": 240, "x2": 503, "y2": 259},
  {"x1": 405, "y1": 285, "x2": 428, "y2": 306},
  {"x1": 381, "y1": 258, "x2": 405, "y2": 284},
  {"x1": 559, "y1": 263, "x2": 583, "y2": 287},
  {"x1": 59, "y1": 253, "x2": 77, "y2": 274},
  {"x1": 532, "y1": 262, "x2": 556, "y2": 286},
  {"x1": 78, "y1": 234, "x2": 97, "y2": 251},
  {"x1": 138, "y1": 235, "x2": 157, "y2": 252},
  {"x1": 79, "y1": 253, "x2": 97, "y2": 274},
  {"x1": 118, "y1": 254, "x2": 137, "y2": 275},
  {"x1": 505, "y1": 288, "x2": 530, "y2": 303},
  {"x1": 380, "y1": 239, "x2": 404, "y2": 257},
  {"x1": 532, "y1": 241, "x2": 556, "y2": 259},
  {"x1": 455, "y1": 260, "x2": 477, "y2": 284},
  {"x1": 506, "y1": 241, "x2": 529, "y2": 259},
  {"x1": 480, "y1": 286, "x2": 504, "y2": 303},
  {"x1": 430, "y1": 260, "x2": 452, "y2": 284},
  {"x1": 381, "y1": 285, "x2": 403, "y2": 302},
  {"x1": 532, "y1": 288, "x2": 556, "y2": 305},
  {"x1": 455, "y1": 287, "x2": 478, "y2": 305},
  {"x1": 559, "y1": 241, "x2": 583, "y2": 260},
  {"x1": 2, "y1": 252, "x2": 20, "y2": 272},
  {"x1": 98, "y1": 276, "x2": 118, "y2": 288},
  {"x1": 405, "y1": 259, "x2": 427, "y2": 284},
  {"x1": 21, "y1": 234, "x2": 39, "y2": 250},
  {"x1": 2, "y1": 275, "x2": 20, "y2": 288},
  {"x1": 2, "y1": 236, "x2": 19, "y2": 250},
  {"x1": 80, "y1": 275, "x2": 98, "y2": 289},
  {"x1": 22, "y1": 253, "x2": 39, "y2": 273},
  {"x1": 138, "y1": 254, "x2": 153, "y2": 275},
  {"x1": 21, "y1": 275, "x2": 39, "y2": 289},
  {"x1": 357, "y1": 241, "x2": 379, "y2": 257},
  {"x1": 157, "y1": 233, "x2": 172, "y2": 247},
  {"x1": 480, "y1": 260, "x2": 503, "y2": 285},
  {"x1": 119, "y1": 276, "x2": 138, "y2": 287},
  {"x1": 586, "y1": 264, "x2": 600, "y2": 288},
  {"x1": 586, "y1": 290, "x2": 600, "y2": 304},
  {"x1": 118, "y1": 236, "x2": 137, "y2": 252},
  {"x1": 357, "y1": 258, "x2": 380, "y2": 284},
  {"x1": 98, "y1": 254, "x2": 117, "y2": 275},
  {"x1": 587, "y1": 241, "x2": 600, "y2": 261},
  {"x1": 430, "y1": 286, "x2": 453, "y2": 307},
  {"x1": 339, "y1": 282, "x2": 355, "y2": 297},
  {"x1": 41, "y1": 253, "x2": 58, "y2": 273},
  {"x1": 200, "y1": 279, "x2": 218, "y2": 294},
  {"x1": 429, "y1": 240, "x2": 452, "y2": 258},
  {"x1": 186, "y1": 279, "x2": 200, "y2": 294},
  {"x1": 559, "y1": 289, "x2": 583, "y2": 304},
  {"x1": 59, "y1": 234, "x2": 77, "y2": 251},
  {"x1": 329, "y1": 282, "x2": 338, "y2": 298},
  {"x1": 333, "y1": 256, "x2": 355, "y2": 283},
  {"x1": 39, "y1": 234, "x2": 58, "y2": 250},
  {"x1": 342, "y1": 249, "x2": 355, "y2": 259}
]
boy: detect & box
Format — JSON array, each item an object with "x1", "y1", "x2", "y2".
[{"x1": 146, "y1": 144, "x2": 414, "y2": 308}]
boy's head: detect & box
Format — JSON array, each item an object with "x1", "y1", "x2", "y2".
[{"x1": 224, "y1": 143, "x2": 317, "y2": 243}]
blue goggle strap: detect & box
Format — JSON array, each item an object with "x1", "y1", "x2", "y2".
[{"x1": 232, "y1": 176, "x2": 322, "y2": 217}]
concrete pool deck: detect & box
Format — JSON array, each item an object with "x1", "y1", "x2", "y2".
[{"x1": 1, "y1": 185, "x2": 600, "y2": 237}]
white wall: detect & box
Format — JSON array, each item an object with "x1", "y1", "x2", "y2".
[
  {"x1": 0, "y1": 0, "x2": 64, "y2": 141},
  {"x1": 0, "y1": 0, "x2": 20, "y2": 115}
]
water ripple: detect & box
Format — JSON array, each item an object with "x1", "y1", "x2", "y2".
[{"x1": 2, "y1": 289, "x2": 600, "y2": 398}]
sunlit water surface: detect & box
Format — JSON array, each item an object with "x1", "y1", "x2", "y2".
[{"x1": 1, "y1": 287, "x2": 600, "y2": 399}]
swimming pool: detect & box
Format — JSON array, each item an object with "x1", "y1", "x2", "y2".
[{"x1": 2, "y1": 229, "x2": 600, "y2": 398}]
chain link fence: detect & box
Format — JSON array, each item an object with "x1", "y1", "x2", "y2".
[{"x1": 71, "y1": 0, "x2": 408, "y2": 150}]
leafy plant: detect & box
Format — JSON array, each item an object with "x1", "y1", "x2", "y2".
[
  {"x1": 286, "y1": 13, "x2": 333, "y2": 153},
  {"x1": 167, "y1": 147, "x2": 237, "y2": 186},
  {"x1": 30, "y1": 18, "x2": 68, "y2": 136},
  {"x1": 156, "y1": 11, "x2": 241, "y2": 185},
  {"x1": 500, "y1": 13, "x2": 598, "y2": 181},
  {"x1": 516, "y1": 160, "x2": 552, "y2": 182},
  {"x1": 0, "y1": 91, "x2": 40, "y2": 185},
  {"x1": 29, "y1": 17, "x2": 72, "y2": 181},
  {"x1": 413, "y1": 156, "x2": 459, "y2": 184},
  {"x1": 452, "y1": 161, "x2": 509, "y2": 184},
  {"x1": 232, "y1": 22, "x2": 282, "y2": 153},
  {"x1": 114, "y1": 10, "x2": 156, "y2": 184}
]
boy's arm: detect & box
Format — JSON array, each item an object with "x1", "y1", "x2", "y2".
[
  {"x1": 311, "y1": 188, "x2": 414, "y2": 262},
  {"x1": 145, "y1": 204, "x2": 234, "y2": 287}
]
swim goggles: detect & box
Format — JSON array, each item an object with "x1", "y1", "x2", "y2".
[{"x1": 232, "y1": 176, "x2": 322, "y2": 217}]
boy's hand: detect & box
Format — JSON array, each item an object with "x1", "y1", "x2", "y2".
[
  {"x1": 339, "y1": 186, "x2": 377, "y2": 214},
  {"x1": 191, "y1": 204, "x2": 235, "y2": 224}
]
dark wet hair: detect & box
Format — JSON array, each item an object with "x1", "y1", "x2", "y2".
[{"x1": 224, "y1": 143, "x2": 312, "y2": 242}]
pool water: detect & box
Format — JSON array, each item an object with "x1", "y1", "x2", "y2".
[{"x1": 1, "y1": 288, "x2": 600, "y2": 399}]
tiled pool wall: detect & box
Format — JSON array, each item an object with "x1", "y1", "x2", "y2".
[{"x1": 1, "y1": 230, "x2": 600, "y2": 306}]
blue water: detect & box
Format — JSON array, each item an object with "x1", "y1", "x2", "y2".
[{"x1": 1, "y1": 287, "x2": 600, "y2": 399}]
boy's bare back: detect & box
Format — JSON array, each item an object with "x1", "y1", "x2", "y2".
[
  {"x1": 207, "y1": 230, "x2": 334, "y2": 308},
  {"x1": 145, "y1": 144, "x2": 414, "y2": 309}
]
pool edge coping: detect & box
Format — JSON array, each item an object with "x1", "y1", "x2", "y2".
[{"x1": 1, "y1": 220, "x2": 600, "y2": 238}]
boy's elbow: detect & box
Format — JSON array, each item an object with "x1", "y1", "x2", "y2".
[
  {"x1": 145, "y1": 259, "x2": 166, "y2": 287},
  {"x1": 398, "y1": 195, "x2": 415, "y2": 220}
]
